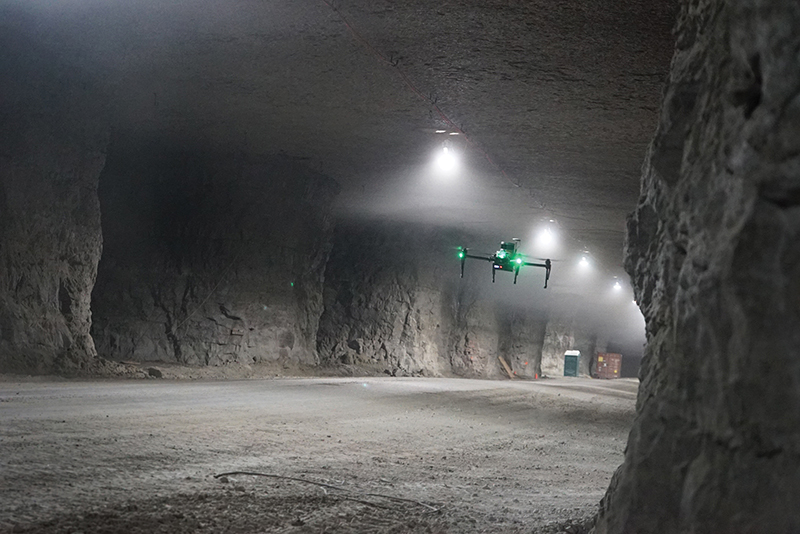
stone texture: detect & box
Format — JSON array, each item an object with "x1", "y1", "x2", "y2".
[
  {"x1": 317, "y1": 221, "x2": 579, "y2": 378},
  {"x1": 316, "y1": 222, "x2": 456, "y2": 376},
  {"x1": 540, "y1": 315, "x2": 577, "y2": 378},
  {"x1": 90, "y1": 147, "x2": 338, "y2": 367},
  {"x1": 595, "y1": 1, "x2": 800, "y2": 532},
  {"x1": 0, "y1": 20, "x2": 108, "y2": 374},
  {"x1": 496, "y1": 306, "x2": 548, "y2": 379}
]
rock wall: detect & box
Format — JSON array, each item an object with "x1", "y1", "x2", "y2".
[
  {"x1": 316, "y1": 222, "x2": 456, "y2": 376},
  {"x1": 540, "y1": 316, "x2": 576, "y2": 377},
  {"x1": 316, "y1": 222, "x2": 568, "y2": 378},
  {"x1": 90, "y1": 147, "x2": 338, "y2": 367},
  {"x1": 0, "y1": 18, "x2": 107, "y2": 374},
  {"x1": 496, "y1": 306, "x2": 548, "y2": 379},
  {"x1": 595, "y1": 1, "x2": 800, "y2": 532}
]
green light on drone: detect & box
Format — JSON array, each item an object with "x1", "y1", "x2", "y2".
[
  {"x1": 516, "y1": 258, "x2": 522, "y2": 264},
  {"x1": 290, "y1": 282, "x2": 294, "y2": 287},
  {"x1": 458, "y1": 252, "x2": 464, "y2": 258}
]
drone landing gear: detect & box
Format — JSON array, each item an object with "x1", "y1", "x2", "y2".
[
  {"x1": 492, "y1": 268, "x2": 496, "y2": 283},
  {"x1": 513, "y1": 266, "x2": 520, "y2": 284},
  {"x1": 544, "y1": 259, "x2": 551, "y2": 289}
]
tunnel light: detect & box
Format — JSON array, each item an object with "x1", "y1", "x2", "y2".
[
  {"x1": 449, "y1": 132, "x2": 459, "y2": 135},
  {"x1": 613, "y1": 280, "x2": 622, "y2": 291},
  {"x1": 579, "y1": 256, "x2": 589, "y2": 267},
  {"x1": 434, "y1": 142, "x2": 458, "y2": 173},
  {"x1": 539, "y1": 227, "x2": 554, "y2": 245},
  {"x1": 533, "y1": 224, "x2": 558, "y2": 255},
  {"x1": 435, "y1": 130, "x2": 447, "y2": 134}
]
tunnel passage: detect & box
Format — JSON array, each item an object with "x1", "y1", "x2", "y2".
[{"x1": 2, "y1": 0, "x2": 798, "y2": 531}]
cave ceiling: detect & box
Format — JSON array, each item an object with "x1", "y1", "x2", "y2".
[{"x1": 7, "y1": 0, "x2": 677, "y2": 275}]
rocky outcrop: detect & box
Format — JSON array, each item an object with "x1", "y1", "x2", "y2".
[
  {"x1": 0, "y1": 19, "x2": 107, "y2": 374},
  {"x1": 595, "y1": 1, "x2": 800, "y2": 532},
  {"x1": 90, "y1": 147, "x2": 338, "y2": 367}
]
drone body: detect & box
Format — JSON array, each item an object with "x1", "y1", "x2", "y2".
[{"x1": 458, "y1": 238, "x2": 551, "y2": 287}]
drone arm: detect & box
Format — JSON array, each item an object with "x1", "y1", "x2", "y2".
[
  {"x1": 458, "y1": 248, "x2": 491, "y2": 278},
  {"x1": 466, "y1": 254, "x2": 493, "y2": 261},
  {"x1": 523, "y1": 259, "x2": 552, "y2": 288}
]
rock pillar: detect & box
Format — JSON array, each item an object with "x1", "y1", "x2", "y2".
[
  {"x1": 0, "y1": 19, "x2": 107, "y2": 374},
  {"x1": 595, "y1": 1, "x2": 800, "y2": 531}
]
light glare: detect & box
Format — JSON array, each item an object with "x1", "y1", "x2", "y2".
[{"x1": 435, "y1": 147, "x2": 458, "y2": 173}]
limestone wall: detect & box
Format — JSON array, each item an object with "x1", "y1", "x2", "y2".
[
  {"x1": 595, "y1": 0, "x2": 800, "y2": 531},
  {"x1": 0, "y1": 21, "x2": 107, "y2": 374},
  {"x1": 90, "y1": 147, "x2": 338, "y2": 367},
  {"x1": 316, "y1": 221, "x2": 580, "y2": 378}
]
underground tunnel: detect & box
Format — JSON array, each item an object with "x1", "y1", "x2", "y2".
[{"x1": 1, "y1": 0, "x2": 799, "y2": 532}]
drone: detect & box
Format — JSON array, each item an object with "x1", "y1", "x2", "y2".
[{"x1": 458, "y1": 238, "x2": 551, "y2": 287}]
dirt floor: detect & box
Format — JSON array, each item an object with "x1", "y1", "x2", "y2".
[{"x1": 0, "y1": 376, "x2": 638, "y2": 533}]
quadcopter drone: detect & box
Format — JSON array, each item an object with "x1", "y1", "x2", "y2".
[{"x1": 458, "y1": 238, "x2": 551, "y2": 287}]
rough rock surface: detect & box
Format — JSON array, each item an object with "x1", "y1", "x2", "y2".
[
  {"x1": 316, "y1": 222, "x2": 458, "y2": 376},
  {"x1": 316, "y1": 222, "x2": 583, "y2": 378},
  {"x1": 90, "y1": 148, "x2": 338, "y2": 366},
  {"x1": 0, "y1": 21, "x2": 107, "y2": 374},
  {"x1": 495, "y1": 306, "x2": 548, "y2": 378},
  {"x1": 540, "y1": 316, "x2": 576, "y2": 377},
  {"x1": 595, "y1": 1, "x2": 800, "y2": 532}
]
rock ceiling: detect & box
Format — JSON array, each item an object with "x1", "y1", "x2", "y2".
[{"x1": 8, "y1": 0, "x2": 677, "y2": 273}]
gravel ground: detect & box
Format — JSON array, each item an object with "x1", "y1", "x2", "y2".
[{"x1": 0, "y1": 376, "x2": 637, "y2": 533}]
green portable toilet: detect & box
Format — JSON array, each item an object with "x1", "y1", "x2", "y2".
[{"x1": 564, "y1": 350, "x2": 580, "y2": 377}]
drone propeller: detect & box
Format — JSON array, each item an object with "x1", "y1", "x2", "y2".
[{"x1": 516, "y1": 253, "x2": 562, "y2": 262}]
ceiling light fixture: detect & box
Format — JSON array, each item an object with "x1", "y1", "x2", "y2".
[{"x1": 434, "y1": 140, "x2": 458, "y2": 173}]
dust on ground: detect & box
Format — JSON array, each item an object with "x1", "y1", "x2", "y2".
[{"x1": 0, "y1": 376, "x2": 637, "y2": 533}]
